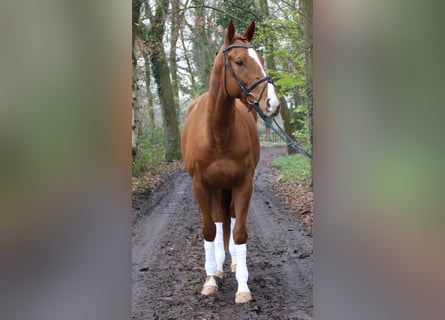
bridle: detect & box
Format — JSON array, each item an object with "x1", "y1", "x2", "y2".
[
  {"x1": 220, "y1": 43, "x2": 312, "y2": 159},
  {"x1": 222, "y1": 43, "x2": 274, "y2": 115}
]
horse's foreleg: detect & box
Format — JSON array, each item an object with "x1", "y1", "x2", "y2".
[
  {"x1": 234, "y1": 243, "x2": 251, "y2": 303},
  {"x1": 201, "y1": 224, "x2": 219, "y2": 295},
  {"x1": 192, "y1": 178, "x2": 218, "y2": 295},
  {"x1": 202, "y1": 240, "x2": 218, "y2": 295}
]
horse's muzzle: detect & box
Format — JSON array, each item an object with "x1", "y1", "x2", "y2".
[{"x1": 265, "y1": 98, "x2": 280, "y2": 117}]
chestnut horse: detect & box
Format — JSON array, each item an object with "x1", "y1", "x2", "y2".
[{"x1": 181, "y1": 20, "x2": 280, "y2": 303}]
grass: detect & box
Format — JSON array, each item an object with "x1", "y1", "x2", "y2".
[{"x1": 272, "y1": 150, "x2": 312, "y2": 184}]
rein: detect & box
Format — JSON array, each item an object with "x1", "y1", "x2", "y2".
[
  {"x1": 260, "y1": 115, "x2": 313, "y2": 159},
  {"x1": 222, "y1": 43, "x2": 313, "y2": 159},
  {"x1": 222, "y1": 44, "x2": 272, "y2": 112}
]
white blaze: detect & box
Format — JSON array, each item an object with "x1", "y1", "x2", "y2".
[
  {"x1": 267, "y1": 83, "x2": 280, "y2": 112},
  {"x1": 248, "y1": 48, "x2": 280, "y2": 114},
  {"x1": 248, "y1": 48, "x2": 266, "y2": 77}
]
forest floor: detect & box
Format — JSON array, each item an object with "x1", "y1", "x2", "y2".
[{"x1": 132, "y1": 145, "x2": 313, "y2": 319}]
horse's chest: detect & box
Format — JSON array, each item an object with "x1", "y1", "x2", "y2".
[{"x1": 200, "y1": 157, "x2": 251, "y2": 188}]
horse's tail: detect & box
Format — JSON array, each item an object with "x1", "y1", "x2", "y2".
[{"x1": 221, "y1": 189, "x2": 232, "y2": 251}]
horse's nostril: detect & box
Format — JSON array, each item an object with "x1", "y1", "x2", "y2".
[{"x1": 266, "y1": 98, "x2": 272, "y2": 111}]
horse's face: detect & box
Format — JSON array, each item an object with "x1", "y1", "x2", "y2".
[{"x1": 223, "y1": 21, "x2": 280, "y2": 118}]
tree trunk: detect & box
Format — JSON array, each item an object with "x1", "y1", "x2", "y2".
[
  {"x1": 132, "y1": 38, "x2": 145, "y2": 159},
  {"x1": 279, "y1": 97, "x2": 296, "y2": 154},
  {"x1": 169, "y1": 0, "x2": 181, "y2": 121},
  {"x1": 259, "y1": 0, "x2": 295, "y2": 154},
  {"x1": 132, "y1": 0, "x2": 143, "y2": 160},
  {"x1": 192, "y1": 0, "x2": 212, "y2": 92},
  {"x1": 132, "y1": 0, "x2": 142, "y2": 48},
  {"x1": 147, "y1": 0, "x2": 181, "y2": 162},
  {"x1": 302, "y1": 0, "x2": 313, "y2": 147},
  {"x1": 141, "y1": 45, "x2": 155, "y2": 125},
  {"x1": 302, "y1": 0, "x2": 313, "y2": 188}
]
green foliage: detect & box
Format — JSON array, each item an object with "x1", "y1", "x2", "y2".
[
  {"x1": 254, "y1": 11, "x2": 311, "y2": 147},
  {"x1": 132, "y1": 125, "x2": 166, "y2": 177},
  {"x1": 273, "y1": 149, "x2": 312, "y2": 184},
  {"x1": 292, "y1": 104, "x2": 310, "y2": 144},
  {"x1": 215, "y1": 0, "x2": 261, "y2": 31}
]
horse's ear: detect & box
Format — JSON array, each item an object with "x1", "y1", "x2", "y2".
[
  {"x1": 243, "y1": 21, "x2": 256, "y2": 42},
  {"x1": 225, "y1": 19, "x2": 236, "y2": 44}
]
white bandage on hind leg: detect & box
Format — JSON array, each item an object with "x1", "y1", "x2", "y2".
[
  {"x1": 204, "y1": 240, "x2": 216, "y2": 276},
  {"x1": 229, "y1": 218, "x2": 237, "y2": 267},
  {"x1": 235, "y1": 243, "x2": 250, "y2": 294},
  {"x1": 214, "y1": 222, "x2": 225, "y2": 272}
]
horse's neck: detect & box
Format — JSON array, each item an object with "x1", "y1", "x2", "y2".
[{"x1": 206, "y1": 81, "x2": 235, "y2": 148}]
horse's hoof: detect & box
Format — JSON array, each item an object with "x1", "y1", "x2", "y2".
[
  {"x1": 201, "y1": 276, "x2": 218, "y2": 296},
  {"x1": 231, "y1": 264, "x2": 237, "y2": 272},
  {"x1": 215, "y1": 270, "x2": 224, "y2": 280},
  {"x1": 201, "y1": 284, "x2": 217, "y2": 295},
  {"x1": 235, "y1": 291, "x2": 252, "y2": 303}
]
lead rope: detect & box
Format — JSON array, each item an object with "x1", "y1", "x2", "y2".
[{"x1": 253, "y1": 101, "x2": 313, "y2": 159}]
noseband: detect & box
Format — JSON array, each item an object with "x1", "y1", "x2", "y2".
[{"x1": 222, "y1": 44, "x2": 273, "y2": 114}]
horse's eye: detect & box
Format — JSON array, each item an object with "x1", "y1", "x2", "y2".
[{"x1": 235, "y1": 60, "x2": 244, "y2": 66}]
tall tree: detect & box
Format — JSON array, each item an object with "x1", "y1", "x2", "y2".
[
  {"x1": 216, "y1": 0, "x2": 261, "y2": 30},
  {"x1": 145, "y1": 0, "x2": 181, "y2": 162},
  {"x1": 132, "y1": 38, "x2": 147, "y2": 159},
  {"x1": 302, "y1": 0, "x2": 313, "y2": 146},
  {"x1": 139, "y1": 40, "x2": 155, "y2": 125},
  {"x1": 259, "y1": 0, "x2": 296, "y2": 154},
  {"x1": 169, "y1": 0, "x2": 181, "y2": 121},
  {"x1": 132, "y1": 0, "x2": 143, "y2": 159},
  {"x1": 132, "y1": 0, "x2": 142, "y2": 48},
  {"x1": 179, "y1": 26, "x2": 199, "y2": 96},
  {"x1": 191, "y1": 0, "x2": 212, "y2": 93}
]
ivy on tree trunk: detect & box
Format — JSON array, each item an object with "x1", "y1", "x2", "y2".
[{"x1": 146, "y1": 0, "x2": 181, "y2": 162}]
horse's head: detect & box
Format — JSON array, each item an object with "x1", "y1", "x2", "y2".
[{"x1": 220, "y1": 20, "x2": 280, "y2": 118}]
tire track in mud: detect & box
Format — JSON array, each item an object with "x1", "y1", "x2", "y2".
[{"x1": 132, "y1": 146, "x2": 313, "y2": 319}]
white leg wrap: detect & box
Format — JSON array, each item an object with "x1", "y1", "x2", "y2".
[
  {"x1": 214, "y1": 222, "x2": 225, "y2": 272},
  {"x1": 235, "y1": 243, "x2": 250, "y2": 294},
  {"x1": 229, "y1": 218, "x2": 237, "y2": 267},
  {"x1": 204, "y1": 240, "x2": 216, "y2": 276}
]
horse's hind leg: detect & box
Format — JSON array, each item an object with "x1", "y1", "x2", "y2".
[
  {"x1": 214, "y1": 189, "x2": 232, "y2": 279},
  {"x1": 229, "y1": 215, "x2": 237, "y2": 272},
  {"x1": 214, "y1": 221, "x2": 225, "y2": 279}
]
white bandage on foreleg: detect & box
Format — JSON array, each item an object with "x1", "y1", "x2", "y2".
[
  {"x1": 235, "y1": 243, "x2": 249, "y2": 280},
  {"x1": 229, "y1": 218, "x2": 237, "y2": 266},
  {"x1": 214, "y1": 222, "x2": 225, "y2": 272},
  {"x1": 235, "y1": 243, "x2": 250, "y2": 293},
  {"x1": 204, "y1": 240, "x2": 216, "y2": 276}
]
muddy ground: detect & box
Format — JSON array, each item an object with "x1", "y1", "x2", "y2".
[{"x1": 132, "y1": 146, "x2": 313, "y2": 319}]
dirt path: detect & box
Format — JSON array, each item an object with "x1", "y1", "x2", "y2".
[{"x1": 132, "y1": 146, "x2": 313, "y2": 320}]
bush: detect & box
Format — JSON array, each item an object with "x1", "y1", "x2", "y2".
[{"x1": 132, "y1": 126, "x2": 165, "y2": 177}]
